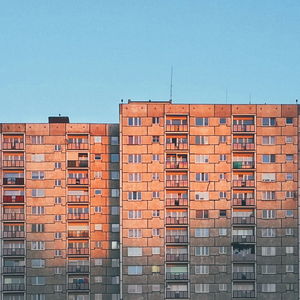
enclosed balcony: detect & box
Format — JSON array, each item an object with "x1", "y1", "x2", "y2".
[
  {"x1": 166, "y1": 246, "x2": 188, "y2": 262},
  {"x1": 68, "y1": 259, "x2": 89, "y2": 273},
  {"x1": 3, "y1": 276, "x2": 25, "y2": 291},
  {"x1": 3, "y1": 189, "x2": 24, "y2": 204},
  {"x1": 232, "y1": 172, "x2": 255, "y2": 188},
  {"x1": 2, "y1": 135, "x2": 24, "y2": 150},
  {"x1": 166, "y1": 172, "x2": 188, "y2": 188},
  {"x1": 233, "y1": 192, "x2": 255, "y2": 207},
  {"x1": 68, "y1": 275, "x2": 89, "y2": 290},
  {"x1": 233, "y1": 283, "x2": 255, "y2": 298},
  {"x1": 67, "y1": 135, "x2": 89, "y2": 150},
  {"x1": 68, "y1": 224, "x2": 89, "y2": 238},
  {"x1": 67, "y1": 171, "x2": 88, "y2": 185},
  {"x1": 166, "y1": 115, "x2": 188, "y2": 132},
  {"x1": 166, "y1": 135, "x2": 188, "y2": 150},
  {"x1": 68, "y1": 241, "x2": 89, "y2": 256},
  {"x1": 68, "y1": 189, "x2": 89, "y2": 203},
  {"x1": 233, "y1": 245, "x2": 255, "y2": 262},
  {"x1": 166, "y1": 228, "x2": 188, "y2": 244},
  {"x1": 233, "y1": 290, "x2": 255, "y2": 298},
  {"x1": 3, "y1": 224, "x2": 25, "y2": 238},
  {"x1": 166, "y1": 265, "x2": 188, "y2": 280},
  {"x1": 3, "y1": 171, "x2": 24, "y2": 186},
  {"x1": 166, "y1": 191, "x2": 188, "y2": 207},
  {"x1": 3, "y1": 206, "x2": 24, "y2": 221},
  {"x1": 67, "y1": 153, "x2": 88, "y2": 168},
  {"x1": 3, "y1": 259, "x2": 25, "y2": 274},
  {"x1": 166, "y1": 284, "x2": 188, "y2": 299},
  {"x1": 233, "y1": 116, "x2": 255, "y2": 132},
  {"x1": 68, "y1": 206, "x2": 89, "y2": 220},
  {"x1": 232, "y1": 209, "x2": 255, "y2": 225},
  {"x1": 233, "y1": 135, "x2": 255, "y2": 151},
  {"x1": 3, "y1": 242, "x2": 25, "y2": 256},
  {"x1": 166, "y1": 154, "x2": 188, "y2": 169},
  {"x1": 232, "y1": 228, "x2": 255, "y2": 243},
  {"x1": 233, "y1": 272, "x2": 255, "y2": 280},
  {"x1": 233, "y1": 154, "x2": 255, "y2": 169},
  {"x1": 166, "y1": 209, "x2": 188, "y2": 225},
  {"x1": 2, "y1": 153, "x2": 24, "y2": 168}
]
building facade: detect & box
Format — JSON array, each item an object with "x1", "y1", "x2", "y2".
[{"x1": 0, "y1": 102, "x2": 299, "y2": 300}]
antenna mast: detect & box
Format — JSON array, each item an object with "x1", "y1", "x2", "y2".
[{"x1": 170, "y1": 66, "x2": 173, "y2": 101}]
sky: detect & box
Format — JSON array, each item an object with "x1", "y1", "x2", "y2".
[{"x1": 1, "y1": 0, "x2": 300, "y2": 123}]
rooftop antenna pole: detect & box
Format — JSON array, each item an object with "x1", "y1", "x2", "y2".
[
  {"x1": 249, "y1": 93, "x2": 252, "y2": 104},
  {"x1": 170, "y1": 66, "x2": 173, "y2": 101}
]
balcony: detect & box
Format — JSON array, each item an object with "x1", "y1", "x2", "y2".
[
  {"x1": 3, "y1": 196, "x2": 24, "y2": 203},
  {"x1": 3, "y1": 178, "x2": 24, "y2": 186},
  {"x1": 233, "y1": 290, "x2": 255, "y2": 298},
  {"x1": 233, "y1": 198, "x2": 255, "y2": 206},
  {"x1": 166, "y1": 254, "x2": 188, "y2": 262},
  {"x1": 2, "y1": 160, "x2": 24, "y2": 168},
  {"x1": 68, "y1": 213, "x2": 89, "y2": 221},
  {"x1": 166, "y1": 236, "x2": 188, "y2": 243},
  {"x1": 233, "y1": 124, "x2": 255, "y2": 133},
  {"x1": 3, "y1": 142, "x2": 24, "y2": 150},
  {"x1": 68, "y1": 195, "x2": 89, "y2": 203},
  {"x1": 232, "y1": 253, "x2": 255, "y2": 262},
  {"x1": 166, "y1": 124, "x2": 188, "y2": 132},
  {"x1": 67, "y1": 143, "x2": 89, "y2": 150},
  {"x1": 233, "y1": 162, "x2": 255, "y2": 169},
  {"x1": 166, "y1": 161, "x2": 188, "y2": 169},
  {"x1": 166, "y1": 291, "x2": 188, "y2": 299},
  {"x1": 68, "y1": 230, "x2": 89, "y2": 238},
  {"x1": 3, "y1": 231, "x2": 25, "y2": 238},
  {"x1": 166, "y1": 198, "x2": 188, "y2": 207},
  {"x1": 68, "y1": 265, "x2": 89, "y2": 273},
  {"x1": 233, "y1": 272, "x2": 255, "y2": 280},
  {"x1": 67, "y1": 178, "x2": 89, "y2": 185},
  {"x1": 232, "y1": 217, "x2": 255, "y2": 225},
  {"x1": 67, "y1": 160, "x2": 88, "y2": 168},
  {"x1": 166, "y1": 217, "x2": 188, "y2": 225},
  {"x1": 232, "y1": 180, "x2": 255, "y2": 188},
  {"x1": 3, "y1": 248, "x2": 25, "y2": 256},
  {"x1": 3, "y1": 213, "x2": 25, "y2": 221},
  {"x1": 166, "y1": 272, "x2": 188, "y2": 280},
  {"x1": 166, "y1": 143, "x2": 188, "y2": 150},
  {"x1": 233, "y1": 143, "x2": 255, "y2": 151},
  {"x1": 166, "y1": 180, "x2": 188, "y2": 188},
  {"x1": 232, "y1": 235, "x2": 255, "y2": 243},
  {"x1": 68, "y1": 283, "x2": 89, "y2": 290},
  {"x1": 3, "y1": 284, "x2": 25, "y2": 291},
  {"x1": 3, "y1": 266, "x2": 25, "y2": 273},
  {"x1": 68, "y1": 248, "x2": 89, "y2": 255}
]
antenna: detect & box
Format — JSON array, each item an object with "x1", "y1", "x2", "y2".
[
  {"x1": 249, "y1": 93, "x2": 252, "y2": 104},
  {"x1": 169, "y1": 66, "x2": 173, "y2": 101}
]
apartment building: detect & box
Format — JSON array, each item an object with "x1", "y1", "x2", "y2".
[
  {"x1": 0, "y1": 101, "x2": 299, "y2": 300},
  {"x1": 120, "y1": 102, "x2": 299, "y2": 300},
  {"x1": 0, "y1": 119, "x2": 120, "y2": 300}
]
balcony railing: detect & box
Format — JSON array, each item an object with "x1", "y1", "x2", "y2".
[
  {"x1": 67, "y1": 160, "x2": 88, "y2": 168},
  {"x1": 233, "y1": 198, "x2": 255, "y2": 206},
  {"x1": 3, "y1": 196, "x2": 24, "y2": 203},
  {"x1": 233, "y1": 162, "x2": 255, "y2": 169},
  {"x1": 233, "y1": 272, "x2": 255, "y2": 280},
  {"x1": 3, "y1": 283, "x2": 25, "y2": 291},
  {"x1": 232, "y1": 217, "x2": 255, "y2": 225},
  {"x1": 166, "y1": 254, "x2": 188, "y2": 262},
  {"x1": 232, "y1": 235, "x2": 255, "y2": 243},
  {"x1": 232, "y1": 253, "x2": 255, "y2": 262},
  {"x1": 166, "y1": 217, "x2": 188, "y2": 225},
  {"x1": 166, "y1": 198, "x2": 188, "y2": 206},
  {"x1": 233, "y1": 143, "x2": 255, "y2": 151},
  {"x1": 68, "y1": 213, "x2": 89, "y2": 220},
  {"x1": 67, "y1": 143, "x2": 89, "y2": 150},
  {"x1": 68, "y1": 248, "x2": 89, "y2": 255},
  {"x1": 3, "y1": 266, "x2": 25, "y2": 273},
  {"x1": 233, "y1": 290, "x2": 255, "y2": 298},
  {"x1": 233, "y1": 180, "x2": 255, "y2": 187},
  {"x1": 166, "y1": 180, "x2": 188, "y2": 188},
  {"x1": 166, "y1": 291, "x2": 188, "y2": 299},
  {"x1": 166, "y1": 161, "x2": 188, "y2": 169},
  {"x1": 166, "y1": 272, "x2": 188, "y2": 280},
  {"x1": 2, "y1": 160, "x2": 24, "y2": 168},
  {"x1": 3, "y1": 249, "x2": 25, "y2": 256},
  {"x1": 166, "y1": 124, "x2": 188, "y2": 132},
  {"x1": 3, "y1": 142, "x2": 24, "y2": 150},
  {"x1": 67, "y1": 178, "x2": 89, "y2": 185},
  {"x1": 166, "y1": 236, "x2": 188, "y2": 243},
  {"x1": 68, "y1": 265, "x2": 89, "y2": 273},
  {"x1": 166, "y1": 143, "x2": 188, "y2": 150},
  {"x1": 233, "y1": 124, "x2": 255, "y2": 132},
  {"x1": 3, "y1": 213, "x2": 25, "y2": 221},
  {"x1": 68, "y1": 231, "x2": 89, "y2": 238},
  {"x1": 3, "y1": 178, "x2": 24, "y2": 185},
  {"x1": 3, "y1": 231, "x2": 25, "y2": 238},
  {"x1": 68, "y1": 283, "x2": 89, "y2": 290},
  {"x1": 68, "y1": 195, "x2": 89, "y2": 203}
]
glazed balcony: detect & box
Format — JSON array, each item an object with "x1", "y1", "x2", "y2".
[
  {"x1": 166, "y1": 217, "x2": 188, "y2": 225},
  {"x1": 67, "y1": 178, "x2": 89, "y2": 185},
  {"x1": 3, "y1": 283, "x2": 25, "y2": 291},
  {"x1": 166, "y1": 116, "x2": 188, "y2": 132},
  {"x1": 3, "y1": 248, "x2": 25, "y2": 256},
  {"x1": 3, "y1": 231, "x2": 25, "y2": 238},
  {"x1": 232, "y1": 216, "x2": 255, "y2": 225},
  {"x1": 166, "y1": 198, "x2": 188, "y2": 206},
  {"x1": 68, "y1": 265, "x2": 89, "y2": 273},
  {"x1": 68, "y1": 230, "x2": 89, "y2": 238},
  {"x1": 166, "y1": 291, "x2": 188, "y2": 299},
  {"x1": 232, "y1": 235, "x2": 255, "y2": 243},
  {"x1": 166, "y1": 161, "x2": 188, "y2": 169},
  {"x1": 2, "y1": 160, "x2": 24, "y2": 168},
  {"x1": 233, "y1": 290, "x2": 255, "y2": 298},
  {"x1": 232, "y1": 253, "x2": 255, "y2": 262},
  {"x1": 3, "y1": 196, "x2": 24, "y2": 203},
  {"x1": 166, "y1": 254, "x2": 188, "y2": 262},
  {"x1": 166, "y1": 235, "x2": 188, "y2": 244},
  {"x1": 68, "y1": 248, "x2": 89, "y2": 255},
  {"x1": 166, "y1": 272, "x2": 188, "y2": 280},
  {"x1": 233, "y1": 198, "x2": 255, "y2": 206},
  {"x1": 166, "y1": 142, "x2": 188, "y2": 150},
  {"x1": 233, "y1": 143, "x2": 255, "y2": 151},
  {"x1": 166, "y1": 180, "x2": 188, "y2": 188},
  {"x1": 68, "y1": 195, "x2": 89, "y2": 203},
  {"x1": 166, "y1": 124, "x2": 188, "y2": 132},
  {"x1": 232, "y1": 180, "x2": 255, "y2": 188},
  {"x1": 233, "y1": 272, "x2": 255, "y2": 280},
  {"x1": 3, "y1": 266, "x2": 25, "y2": 273},
  {"x1": 2, "y1": 142, "x2": 24, "y2": 150},
  {"x1": 233, "y1": 161, "x2": 255, "y2": 169},
  {"x1": 67, "y1": 213, "x2": 89, "y2": 221},
  {"x1": 232, "y1": 124, "x2": 255, "y2": 133},
  {"x1": 67, "y1": 137, "x2": 89, "y2": 150},
  {"x1": 3, "y1": 178, "x2": 24, "y2": 186},
  {"x1": 67, "y1": 160, "x2": 88, "y2": 168},
  {"x1": 3, "y1": 213, "x2": 25, "y2": 221},
  {"x1": 68, "y1": 283, "x2": 89, "y2": 290}
]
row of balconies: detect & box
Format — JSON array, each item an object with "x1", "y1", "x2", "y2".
[
  {"x1": 166, "y1": 217, "x2": 188, "y2": 225},
  {"x1": 166, "y1": 236, "x2": 188, "y2": 243},
  {"x1": 2, "y1": 213, "x2": 25, "y2": 221},
  {"x1": 2, "y1": 160, "x2": 24, "y2": 167},
  {"x1": 166, "y1": 291, "x2": 188, "y2": 299},
  {"x1": 2, "y1": 282, "x2": 90, "y2": 291}
]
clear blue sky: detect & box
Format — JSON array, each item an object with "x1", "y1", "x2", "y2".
[{"x1": 1, "y1": 0, "x2": 300, "y2": 123}]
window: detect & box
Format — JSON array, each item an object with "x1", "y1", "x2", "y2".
[
  {"x1": 55, "y1": 215, "x2": 62, "y2": 221},
  {"x1": 152, "y1": 210, "x2": 160, "y2": 217},
  {"x1": 128, "y1": 117, "x2": 141, "y2": 126},
  {"x1": 262, "y1": 247, "x2": 276, "y2": 256},
  {"x1": 262, "y1": 136, "x2": 275, "y2": 145},
  {"x1": 31, "y1": 136, "x2": 44, "y2": 144},
  {"x1": 55, "y1": 267, "x2": 62, "y2": 274},
  {"x1": 112, "y1": 277, "x2": 120, "y2": 285},
  {"x1": 152, "y1": 266, "x2": 160, "y2": 273},
  {"x1": 54, "y1": 285, "x2": 63, "y2": 292},
  {"x1": 112, "y1": 224, "x2": 119, "y2": 232},
  {"x1": 30, "y1": 295, "x2": 46, "y2": 300},
  {"x1": 286, "y1": 173, "x2": 293, "y2": 180},
  {"x1": 219, "y1": 136, "x2": 227, "y2": 143},
  {"x1": 95, "y1": 189, "x2": 102, "y2": 195},
  {"x1": 286, "y1": 117, "x2": 293, "y2": 125},
  {"x1": 286, "y1": 191, "x2": 296, "y2": 198},
  {"x1": 219, "y1": 210, "x2": 227, "y2": 217},
  {"x1": 94, "y1": 171, "x2": 102, "y2": 178},
  {"x1": 111, "y1": 189, "x2": 119, "y2": 197},
  {"x1": 110, "y1": 171, "x2": 120, "y2": 180},
  {"x1": 152, "y1": 173, "x2": 159, "y2": 180},
  {"x1": 262, "y1": 154, "x2": 275, "y2": 163},
  {"x1": 128, "y1": 285, "x2": 142, "y2": 293},
  {"x1": 195, "y1": 283, "x2": 209, "y2": 293},
  {"x1": 55, "y1": 179, "x2": 61, "y2": 186},
  {"x1": 286, "y1": 154, "x2": 293, "y2": 162},
  {"x1": 286, "y1": 136, "x2": 293, "y2": 143},
  {"x1": 219, "y1": 154, "x2": 226, "y2": 161},
  {"x1": 152, "y1": 117, "x2": 159, "y2": 124},
  {"x1": 195, "y1": 136, "x2": 208, "y2": 144},
  {"x1": 152, "y1": 191, "x2": 159, "y2": 198},
  {"x1": 95, "y1": 224, "x2": 102, "y2": 231},
  {"x1": 152, "y1": 154, "x2": 159, "y2": 161},
  {"x1": 262, "y1": 265, "x2": 276, "y2": 274},
  {"x1": 111, "y1": 136, "x2": 119, "y2": 145},
  {"x1": 219, "y1": 246, "x2": 227, "y2": 254},
  {"x1": 95, "y1": 154, "x2": 101, "y2": 160},
  {"x1": 31, "y1": 277, "x2": 46, "y2": 285},
  {"x1": 128, "y1": 154, "x2": 141, "y2": 163},
  {"x1": 195, "y1": 228, "x2": 209, "y2": 237},
  {"x1": 285, "y1": 210, "x2": 293, "y2": 217},
  {"x1": 55, "y1": 250, "x2": 62, "y2": 256},
  {"x1": 262, "y1": 210, "x2": 276, "y2": 219},
  {"x1": 128, "y1": 266, "x2": 143, "y2": 275},
  {"x1": 54, "y1": 145, "x2": 61, "y2": 151},
  {"x1": 31, "y1": 224, "x2": 45, "y2": 233},
  {"x1": 196, "y1": 210, "x2": 209, "y2": 219},
  {"x1": 262, "y1": 117, "x2": 276, "y2": 126},
  {"x1": 286, "y1": 265, "x2": 294, "y2": 273},
  {"x1": 111, "y1": 207, "x2": 120, "y2": 215},
  {"x1": 196, "y1": 117, "x2": 208, "y2": 126},
  {"x1": 112, "y1": 259, "x2": 119, "y2": 267},
  {"x1": 152, "y1": 247, "x2": 160, "y2": 255},
  {"x1": 196, "y1": 173, "x2": 209, "y2": 182},
  {"x1": 285, "y1": 228, "x2": 294, "y2": 236},
  {"x1": 152, "y1": 229, "x2": 160, "y2": 236},
  {"x1": 31, "y1": 154, "x2": 45, "y2": 162},
  {"x1": 95, "y1": 259, "x2": 103, "y2": 266},
  {"x1": 219, "y1": 192, "x2": 226, "y2": 198},
  {"x1": 128, "y1": 210, "x2": 142, "y2": 219},
  {"x1": 262, "y1": 284, "x2": 276, "y2": 293},
  {"x1": 219, "y1": 265, "x2": 226, "y2": 272},
  {"x1": 219, "y1": 118, "x2": 226, "y2": 124},
  {"x1": 31, "y1": 241, "x2": 45, "y2": 250},
  {"x1": 262, "y1": 173, "x2": 275, "y2": 182},
  {"x1": 195, "y1": 155, "x2": 209, "y2": 163},
  {"x1": 94, "y1": 136, "x2": 102, "y2": 143},
  {"x1": 128, "y1": 136, "x2": 141, "y2": 145},
  {"x1": 286, "y1": 246, "x2": 294, "y2": 254},
  {"x1": 128, "y1": 247, "x2": 142, "y2": 256},
  {"x1": 262, "y1": 191, "x2": 275, "y2": 200},
  {"x1": 32, "y1": 189, "x2": 45, "y2": 197},
  {"x1": 219, "y1": 284, "x2": 227, "y2": 291},
  {"x1": 152, "y1": 136, "x2": 159, "y2": 143},
  {"x1": 262, "y1": 228, "x2": 276, "y2": 237},
  {"x1": 195, "y1": 192, "x2": 209, "y2": 200},
  {"x1": 111, "y1": 241, "x2": 120, "y2": 249},
  {"x1": 195, "y1": 265, "x2": 209, "y2": 274},
  {"x1": 111, "y1": 154, "x2": 119, "y2": 162},
  {"x1": 152, "y1": 284, "x2": 160, "y2": 292},
  {"x1": 195, "y1": 246, "x2": 209, "y2": 256},
  {"x1": 31, "y1": 259, "x2": 45, "y2": 268},
  {"x1": 128, "y1": 229, "x2": 142, "y2": 238},
  {"x1": 286, "y1": 283, "x2": 294, "y2": 291},
  {"x1": 219, "y1": 228, "x2": 227, "y2": 236},
  {"x1": 128, "y1": 191, "x2": 142, "y2": 201},
  {"x1": 55, "y1": 197, "x2": 62, "y2": 204},
  {"x1": 54, "y1": 162, "x2": 61, "y2": 168},
  {"x1": 55, "y1": 232, "x2": 62, "y2": 239},
  {"x1": 94, "y1": 276, "x2": 102, "y2": 283},
  {"x1": 128, "y1": 173, "x2": 141, "y2": 182},
  {"x1": 32, "y1": 206, "x2": 44, "y2": 215}
]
